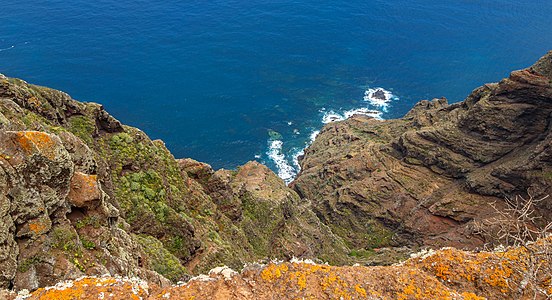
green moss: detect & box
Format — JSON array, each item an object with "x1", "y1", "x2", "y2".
[
  {"x1": 167, "y1": 236, "x2": 185, "y2": 252},
  {"x1": 75, "y1": 216, "x2": 102, "y2": 229},
  {"x1": 349, "y1": 248, "x2": 376, "y2": 258},
  {"x1": 329, "y1": 218, "x2": 394, "y2": 250},
  {"x1": 135, "y1": 234, "x2": 188, "y2": 282},
  {"x1": 207, "y1": 231, "x2": 224, "y2": 246},
  {"x1": 240, "y1": 192, "x2": 283, "y2": 256},
  {"x1": 115, "y1": 169, "x2": 170, "y2": 224},
  {"x1": 542, "y1": 171, "x2": 552, "y2": 180},
  {"x1": 268, "y1": 129, "x2": 283, "y2": 140}
]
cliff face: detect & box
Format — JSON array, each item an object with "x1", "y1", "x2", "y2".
[
  {"x1": 292, "y1": 51, "x2": 552, "y2": 251},
  {"x1": 0, "y1": 74, "x2": 349, "y2": 291},
  {"x1": 1, "y1": 51, "x2": 552, "y2": 295}
]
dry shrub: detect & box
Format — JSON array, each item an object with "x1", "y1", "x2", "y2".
[{"x1": 474, "y1": 193, "x2": 552, "y2": 299}]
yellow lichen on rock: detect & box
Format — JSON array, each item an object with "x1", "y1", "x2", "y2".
[
  {"x1": 8, "y1": 238, "x2": 551, "y2": 300},
  {"x1": 15, "y1": 131, "x2": 58, "y2": 160},
  {"x1": 260, "y1": 263, "x2": 289, "y2": 282}
]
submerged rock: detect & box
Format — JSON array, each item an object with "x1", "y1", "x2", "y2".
[{"x1": 371, "y1": 88, "x2": 387, "y2": 101}]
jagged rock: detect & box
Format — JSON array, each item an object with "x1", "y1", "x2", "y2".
[
  {"x1": 225, "y1": 161, "x2": 349, "y2": 263},
  {"x1": 67, "y1": 172, "x2": 102, "y2": 208},
  {"x1": 0, "y1": 94, "x2": 170, "y2": 289},
  {"x1": 177, "y1": 158, "x2": 214, "y2": 184}
]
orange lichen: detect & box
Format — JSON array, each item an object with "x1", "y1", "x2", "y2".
[
  {"x1": 482, "y1": 263, "x2": 513, "y2": 292},
  {"x1": 296, "y1": 272, "x2": 307, "y2": 290},
  {"x1": 68, "y1": 172, "x2": 101, "y2": 207},
  {"x1": 15, "y1": 131, "x2": 57, "y2": 160},
  {"x1": 71, "y1": 173, "x2": 98, "y2": 193},
  {"x1": 260, "y1": 263, "x2": 289, "y2": 282},
  {"x1": 461, "y1": 292, "x2": 485, "y2": 300},
  {"x1": 31, "y1": 277, "x2": 147, "y2": 300},
  {"x1": 28, "y1": 222, "x2": 48, "y2": 235},
  {"x1": 354, "y1": 284, "x2": 367, "y2": 298},
  {"x1": 14, "y1": 238, "x2": 552, "y2": 300},
  {"x1": 27, "y1": 96, "x2": 41, "y2": 108}
]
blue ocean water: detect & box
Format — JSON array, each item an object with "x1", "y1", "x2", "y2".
[{"x1": 1, "y1": 1, "x2": 551, "y2": 181}]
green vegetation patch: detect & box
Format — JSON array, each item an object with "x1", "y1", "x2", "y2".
[
  {"x1": 18, "y1": 255, "x2": 42, "y2": 273},
  {"x1": 67, "y1": 115, "x2": 96, "y2": 144},
  {"x1": 135, "y1": 234, "x2": 188, "y2": 282}
]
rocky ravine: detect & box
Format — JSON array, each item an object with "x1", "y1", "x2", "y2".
[{"x1": 0, "y1": 50, "x2": 551, "y2": 297}]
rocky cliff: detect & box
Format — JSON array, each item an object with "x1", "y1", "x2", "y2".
[
  {"x1": 292, "y1": 50, "x2": 552, "y2": 252},
  {"x1": 0, "y1": 50, "x2": 551, "y2": 297},
  {"x1": 0, "y1": 73, "x2": 349, "y2": 291}
]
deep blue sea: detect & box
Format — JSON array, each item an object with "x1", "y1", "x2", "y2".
[{"x1": 1, "y1": 1, "x2": 551, "y2": 182}]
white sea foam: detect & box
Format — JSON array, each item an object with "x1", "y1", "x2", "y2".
[
  {"x1": 309, "y1": 130, "x2": 320, "y2": 142},
  {"x1": 363, "y1": 87, "x2": 396, "y2": 111},
  {"x1": 0, "y1": 45, "x2": 15, "y2": 52},
  {"x1": 321, "y1": 108, "x2": 381, "y2": 124},
  {"x1": 321, "y1": 110, "x2": 344, "y2": 123},
  {"x1": 343, "y1": 107, "x2": 382, "y2": 120},
  {"x1": 267, "y1": 140, "x2": 296, "y2": 184},
  {"x1": 292, "y1": 148, "x2": 304, "y2": 170},
  {"x1": 268, "y1": 130, "x2": 320, "y2": 184},
  {"x1": 270, "y1": 87, "x2": 397, "y2": 183}
]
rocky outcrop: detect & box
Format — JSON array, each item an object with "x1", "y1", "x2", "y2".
[
  {"x1": 0, "y1": 128, "x2": 167, "y2": 290},
  {"x1": 5, "y1": 237, "x2": 552, "y2": 299},
  {"x1": 179, "y1": 161, "x2": 350, "y2": 271},
  {"x1": 292, "y1": 51, "x2": 552, "y2": 252}
]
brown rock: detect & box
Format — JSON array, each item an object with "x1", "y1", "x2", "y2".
[{"x1": 67, "y1": 172, "x2": 102, "y2": 209}]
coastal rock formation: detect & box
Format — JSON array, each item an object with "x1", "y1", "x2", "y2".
[
  {"x1": 292, "y1": 51, "x2": 552, "y2": 252},
  {"x1": 1, "y1": 50, "x2": 552, "y2": 296}
]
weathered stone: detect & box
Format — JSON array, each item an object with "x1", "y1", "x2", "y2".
[{"x1": 67, "y1": 172, "x2": 102, "y2": 209}]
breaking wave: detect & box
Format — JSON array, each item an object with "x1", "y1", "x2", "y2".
[
  {"x1": 363, "y1": 87, "x2": 397, "y2": 111},
  {"x1": 267, "y1": 87, "x2": 397, "y2": 184},
  {"x1": 266, "y1": 139, "x2": 296, "y2": 184},
  {"x1": 321, "y1": 108, "x2": 382, "y2": 124}
]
